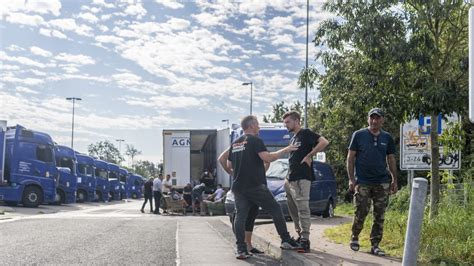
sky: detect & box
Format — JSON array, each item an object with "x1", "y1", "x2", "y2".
[{"x1": 0, "y1": 0, "x2": 333, "y2": 164}]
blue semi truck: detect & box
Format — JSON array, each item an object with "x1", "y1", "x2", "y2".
[
  {"x1": 118, "y1": 167, "x2": 128, "y2": 200},
  {"x1": 93, "y1": 159, "x2": 110, "y2": 202},
  {"x1": 107, "y1": 163, "x2": 122, "y2": 201},
  {"x1": 54, "y1": 145, "x2": 78, "y2": 204},
  {"x1": 127, "y1": 173, "x2": 144, "y2": 199},
  {"x1": 75, "y1": 153, "x2": 96, "y2": 202},
  {"x1": 0, "y1": 121, "x2": 57, "y2": 207}
]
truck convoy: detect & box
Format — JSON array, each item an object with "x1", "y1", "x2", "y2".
[{"x1": 0, "y1": 120, "x2": 146, "y2": 208}]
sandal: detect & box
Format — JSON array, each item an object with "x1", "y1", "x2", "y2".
[
  {"x1": 350, "y1": 239, "x2": 360, "y2": 251},
  {"x1": 370, "y1": 246, "x2": 385, "y2": 256}
]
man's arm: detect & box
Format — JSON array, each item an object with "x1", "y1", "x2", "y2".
[
  {"x1": 218, "y1": 148, "x2": 233, "y2": 175},
  {"x1": 346, "y1": 150, "x2": 357, "y2": 192},
  {"x1": 387, "y1": 154, "x2": 398, "y2": 194},
  {"x1": 258, "y1": 144, "x2": 298, "y2": 163},
  {"x1": 302, "y1": 136, "x2": 329, "y2": 166}
]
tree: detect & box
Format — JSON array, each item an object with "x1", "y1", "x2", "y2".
[
  {"x1": 305, "y1": 1, "x2": 469, "y2": 218},
  {"x1": 133, "y1": 160, "x2": 160, "y2": 178},
  {"x1": 125, "y1": 144, "x2": 142, "y2": 166},
  {"x1": 263, "y1": 101, "x2": 305, "y2": 123},
  {"x1": 88, "y1": 141, "x2": 124, "y2": 164}
]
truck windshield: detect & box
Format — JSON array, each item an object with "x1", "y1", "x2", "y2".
[
  {"x1": 109, "y1": 171, "x2": 118, "y2": 180},
  {"x1": 57, "y1": 157, "x2": 75, "y2": 174},
  {"x1": 95, "y1": 168, "x2": 108, "y2": 179},
  {"x1": 266, "y1": 159, "x2": 288, "y2": 180},
  {"x1": 78, "y1": 163, "x2": 93, "y2": 177}
]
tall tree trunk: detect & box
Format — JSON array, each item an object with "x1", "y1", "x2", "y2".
[{"x1": 429, "y1": 112, "x2": 440, "y2": 220}]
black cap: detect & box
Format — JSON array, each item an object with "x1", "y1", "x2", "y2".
[{"x1": 368, "y1": 108, "x2": 385, "y2": 117}]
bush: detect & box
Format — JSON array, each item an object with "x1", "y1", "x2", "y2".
[{"x1": 387, "y1": 186, "x2": 411, "y2": 212}]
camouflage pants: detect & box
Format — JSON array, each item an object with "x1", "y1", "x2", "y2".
[{"x1": 351, "y1": 183, "x2": 390, "y2": 247}]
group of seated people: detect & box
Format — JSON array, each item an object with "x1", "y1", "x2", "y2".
[{"x1": 164, "y1": 182, "x2": 227, "y2": 216}]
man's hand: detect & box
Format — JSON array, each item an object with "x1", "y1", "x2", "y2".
[
  {"x1": 390, "y1": 180, "x2": 398, "y2": 194},
  {"x1": 285, "y1": 143, "x2": 299, "y2": 153},
  {"x1": 349, "y1": 179, "x2": 356, "y2": 192},
  {"x1": 300, "y1": 155, "x2": 312, "y2": 167}
]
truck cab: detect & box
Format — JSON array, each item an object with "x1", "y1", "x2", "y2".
[
  {"x1": 54, "y1": 145, "x2": 78, "y2": 204},
  {"x1": 118, "y1": 167, "x2": 128, "y2": 200},
  {"x1": 107, "y1": 163, "x2": 121, "y2": 201},
  {"x1": 93, "y1": 159, "x2": 110, "y2": 202},
  {"x1": 0, "y1": 122, "x2": 57, "y2": 207},
  {"x1": 75, "y1": 153, "x2": 96, "y2": 202},
  {"x1": 126, "y1": 174, "x2": 144, "y2": 199}
]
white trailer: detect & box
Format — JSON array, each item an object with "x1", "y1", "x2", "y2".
[{"x1": 163, "y1": 129, "x2": 230, "y2": 188}]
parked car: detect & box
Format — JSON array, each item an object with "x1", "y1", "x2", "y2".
[{"x1": 225, "y1": 159, "x2": 337, "y2": 222}]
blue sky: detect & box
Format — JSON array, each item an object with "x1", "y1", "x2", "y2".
[{"x1": 0, "y1": 0, "x2": 332, "y2": 164}]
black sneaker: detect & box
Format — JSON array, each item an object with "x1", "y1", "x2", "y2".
[
  {"x1": 235, "y1": 250, "x2": 250, "y2": 260},
  {"x1": 249, "y1": 247, "x2": 264, "y2": 254},
  {"x1": 280, "y1": 237, "x2": 300, "y2": 250},
  {"x1": 297, "y1": 238, "x2": 310, "y2": 253}
]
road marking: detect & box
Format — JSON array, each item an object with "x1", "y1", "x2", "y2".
[{"x1": 176, "y1": 220, "x2": 181, "y2": 266}]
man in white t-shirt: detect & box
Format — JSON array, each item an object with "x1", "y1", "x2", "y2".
[
  {"x1": 201, "y1": 184, "x2": 225, "y2": 215},
  {"x1": 162, "y1": 174, "x2": 173, "y2": 194},
  {"x1": 152, "y1": 174, "x2": 163, "y2": 214}
]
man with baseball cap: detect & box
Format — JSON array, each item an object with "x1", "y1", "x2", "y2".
[{"x1": 346, "y1": 107, "x2": 398, "y2": 256}]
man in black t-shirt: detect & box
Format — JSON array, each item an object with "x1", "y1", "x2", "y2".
[
  {"x1": 227, "y1": 115, "x2": 300, "y2": 260},
  {"x1": 140, "y1": 177, "x2": 154, "y2": 213},
  {"x1": 282, "y1": 111, "x2": 329, "y2": 253}
]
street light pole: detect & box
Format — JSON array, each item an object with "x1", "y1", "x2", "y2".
[
  {"x1": 66, "y1": 97, "x2": 82, "y2": 149},
  {"x1": 242, "y1": 82, "x2": 253, "y2": 115},
  {"x1": 304, "y1": 0, "x2": 309, "y2": 129},
  {"x1": 116, "y1": 139, "x2": 125, "y2": 155}
]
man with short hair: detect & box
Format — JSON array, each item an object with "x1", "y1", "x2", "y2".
[
  {"x1": 191, "y1": 183, "x2": 207, "y2": 215},
  {"x1": 152, "y1": 174, "x2": 163, "y2": 215},
  {"x1": 347, "y1": 108, "x2": 398, "y2": 256},
  {"x1": 140, "y1": 177, "x2": 154, "y2": 213},
  {"x1": 228, "y1": 115, "x2": 300, "y2": 259},
  {"x1": 282, "y1": 111, "x2": 329, "y2": 253}
]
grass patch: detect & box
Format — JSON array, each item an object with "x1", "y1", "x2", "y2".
[
  {"x1": 334, "y1": 202, "x2": 354, "y2": 216},
  {"x1": 325, "y1": 186, "x2": 474, "y2": 264}
]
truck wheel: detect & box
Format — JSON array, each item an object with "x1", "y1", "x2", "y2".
[
  {"x1": 22, "y1": 186, "x2": 43, "y2": 208},
  {"x1": 131, "y1": 193, "x2": 138, "y2": 199},
  {"x1": 109, "y1": 192, "x2": 114, "y2": 201},
  {"x1": 322, "y1": 199, "x2": 334, "y2": 218},
  {"x1": 96, "y1": 191, "x2": 103, "y2": 202},
  {"x1": 5, "y1": 201, "x2": 18, "y2": 207},
  {"x1": 77, "y1": 190, "x2": 87, "y2": 203},
  {"x1": 54, "y1": 190, "x2": 65, "y2": 205}
]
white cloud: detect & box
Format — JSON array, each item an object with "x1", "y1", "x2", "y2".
[
  {"x1": 123, "y1": 3, "x2": 147, "y2": 18},
  {"x1": 154, "y1": 0, "x2": 184, "y2": 9},
  {"x1": 125, "y1": 95, "x2": 209, "y2": 109},
  {"x1": 6, "y1": 45, "x2": 25, "y2": 52},
  {"x1": 92, "y1": 0, "x2": 114, "y2": 9},
  {"x1": 0, "y1": 51, "x2": 47, "y2": 68},
  {"x1": 0, "y1": 0, "x2": 61, "y2": 17},
  {"x1": 166, "y1": 18, "x2": 191, "y2": 31},
  {"x1": 16, "y1": 86, "x2": 39, "y2": 94},
  {"x1": 5, "y1": 12, "x2": 45, "y2": 27},
  {"x1": 77, "y1": 12, "x2": 99, "y2": 23},
  {"x1": 271, "y1": 34, "x2": 294, "y2": 46},
  {"x1": 39, "y1": 28, "x2": 68, "y2": 39},
  {"x1": 192, "y1": 12, "x2": 223, "y2": 27},
  {"x1": 95, "y1": 35, "x2": 124, "y2": 45},
  {"x1": 262, "y1": 54, "x2": 281, "y2": 61},
  {"x1": 30, "y1": 46, "x2": 52, "y2": 57},
  {"x1": 55, "y1": 53, "x2": 95, "y2": 65},
  {"x1": 48, "y1": 18, "x2": 94, "y2": 37}
]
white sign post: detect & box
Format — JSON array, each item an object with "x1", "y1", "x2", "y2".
[{"x1": 400, "y1": 114, "x2": 461, "y2": 171}]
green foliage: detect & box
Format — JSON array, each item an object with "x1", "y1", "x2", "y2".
[
  {"x1": 125, "y1": 144, "x2": 142, "y2": 166},
  {"x1": 334, "y1": 202, "x2": 354, "y2": 216},
  {"x1": 132, "y1": 160, "x2": 160, "y2": 178},
  {"x1": 439, "y1": 121, "x2": 465, "y2": 156},
  {"x1": 387, "y1": 186, "x2": 411, "y2": 212},
  {"x1": 262, "y1": 101, "x2": 304, "y2": 123},
  {"x1": 88, "y1": 140, "x2": 124, "y2": 164},
  {"x1": 325, "y1": 185, "x2": 474, "y2": 263}
]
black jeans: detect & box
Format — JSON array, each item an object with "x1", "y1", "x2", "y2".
[
  {"x1": 153, "y1": 191, "x2": 162, "y2": 214},
  {"x1": 141, "y1": 193, "x2": 153, "y2": 212},
  {"x1": 233, "y1": 185, "x2": 291, "y2": 251}
]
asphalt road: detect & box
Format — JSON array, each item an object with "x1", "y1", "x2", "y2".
[{"x1": 0, "y1": 200, "x2": 280, "y2": 265}]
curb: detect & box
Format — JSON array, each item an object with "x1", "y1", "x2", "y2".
[{"x1": 219, "y1": 217, "x2": 318, "y2": 265}]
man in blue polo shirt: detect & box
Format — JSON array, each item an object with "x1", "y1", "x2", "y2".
[{"x1": 346, "y1": 108, "x2": 398, "y2": 256}]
